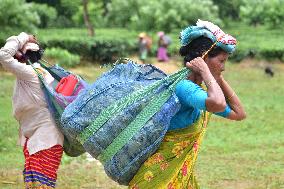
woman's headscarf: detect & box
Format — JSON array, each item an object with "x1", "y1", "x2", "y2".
[{"x1": 180, "y1": 19, "x2": 237, "y2": 54}]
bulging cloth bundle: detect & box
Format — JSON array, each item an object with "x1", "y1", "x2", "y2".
[
  {"x1": 31, "y1": 58, "x2": 186, "y2": 184},
  {"x1": 61, "y1": 59, "x2": 186, "y2": 184}
]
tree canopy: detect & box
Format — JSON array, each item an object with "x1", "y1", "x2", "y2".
[{"x1": 1, "y1": 0, "x2": 284, "y2": 33}]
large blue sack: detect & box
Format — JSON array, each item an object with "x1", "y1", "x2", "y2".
[{"x1": 61, "y1": 60, "x2": 181, "y2": 185}]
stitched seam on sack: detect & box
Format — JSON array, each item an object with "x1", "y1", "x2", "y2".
[{"x1": 117, "y1": 130, "x2": 167, "y2": 178}]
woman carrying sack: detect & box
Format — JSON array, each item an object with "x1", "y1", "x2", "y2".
[{"x1": 129, "y1": 20, "x2": 246, "y2": 189}]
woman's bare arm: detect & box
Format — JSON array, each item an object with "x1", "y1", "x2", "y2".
[
  {"x1": 186, "y1": 57, "x2": 226, "y2": 112},
  {"x1": 216, "y1": 76, "x2": 246, "y2": 120}
]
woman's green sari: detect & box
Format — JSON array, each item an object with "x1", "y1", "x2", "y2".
[{"x1": 129, "y1": 111, "x2": 211, "y2": 189}]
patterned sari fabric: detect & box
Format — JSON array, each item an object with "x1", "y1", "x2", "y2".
[
  {"x1": 129, "y1": 111, "x2": 210, "y2": 189},
  {"x1": 23, "y1": 140, "x2": 63, "y2": 189}
]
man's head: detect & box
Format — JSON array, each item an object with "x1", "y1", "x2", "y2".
[
  {"x1": 139, "y1": 32, "x2": 146, "y2": 39},
  {"x1": 14, "y1": 43, "x2": 44, "y2": 63}
]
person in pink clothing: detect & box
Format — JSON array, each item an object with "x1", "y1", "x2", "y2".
[
  {"x1": 0, "y1": 32, "x2": 64, "y2": 188},
  {"x1": 157, "y1": 31, "x2": 170, "y2": 62}
]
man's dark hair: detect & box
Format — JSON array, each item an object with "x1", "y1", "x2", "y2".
[{"x1": 25, "y1": 48, "x2": 44, "y2": 63}]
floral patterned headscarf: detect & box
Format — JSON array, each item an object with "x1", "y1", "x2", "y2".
[{"x1": 180, "y1": 19, "x2": 237, "y2": 53}]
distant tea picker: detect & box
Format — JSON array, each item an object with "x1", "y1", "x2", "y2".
[{"x1": 0, "y1": 19, "x2": 246, "y2": 189}]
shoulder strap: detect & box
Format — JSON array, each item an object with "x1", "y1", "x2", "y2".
[
  {"x1": 26, "y1": 60, "x2": 45, "y2": 83},
  {"x1": 38, "y1": 61, "x2": 63, "y2": 81}
]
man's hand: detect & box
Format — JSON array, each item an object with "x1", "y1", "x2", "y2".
[{"x1": 27, "y1": 35, "x2": 38, "y2": 44}]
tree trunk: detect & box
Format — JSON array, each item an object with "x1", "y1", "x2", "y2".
[
  {"x1": 102, "y1": 0, "x2": 111, "y2": 17},
  {"x1": 82, "y1": 0, "x2": 94, "y2": 36}
]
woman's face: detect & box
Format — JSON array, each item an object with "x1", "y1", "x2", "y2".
[{"x1": 206, "y1": 51, "x2": 229, "y2": 76}]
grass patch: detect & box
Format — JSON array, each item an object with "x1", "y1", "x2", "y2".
[{"x1": 0, "y1": 59, "x2": 283, "y2": 188}]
